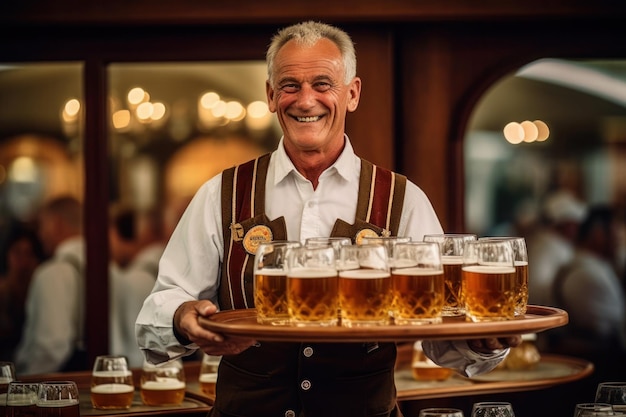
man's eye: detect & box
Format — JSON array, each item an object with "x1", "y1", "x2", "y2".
[
  {"x1": 280, "y1": 84, "x2": 299, "y2": 93},
  {"x1": 314, "y1": 82, "x2": 332, "y2": 92}
]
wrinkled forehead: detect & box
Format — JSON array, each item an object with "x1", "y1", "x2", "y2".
[{"x1": 273, "y1": 38, "x2": 345, "y2": 79}]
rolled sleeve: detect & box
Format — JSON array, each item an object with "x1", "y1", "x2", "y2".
[{"x1": 421, "y1": 339, "x2": 508, "y2": 377}]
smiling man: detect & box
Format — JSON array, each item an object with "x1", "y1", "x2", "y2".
[{"x1": 136, "y1": 21, "x2": 519, "y2": 417}]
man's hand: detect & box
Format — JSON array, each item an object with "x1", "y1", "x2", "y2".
[
  {"x1": 173, "y1": 300, "x2": 257, "y2": 356},
  {"x1": 468, "y1": 335, "x2": 522, "y2": 354}
]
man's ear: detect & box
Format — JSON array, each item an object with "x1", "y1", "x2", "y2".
[
  {"x1": 347, "y1": 77, "x2": 361, "y2": 113},
  {"x1": 266, "y1": 80, "x2": 277, "y2": 113}
]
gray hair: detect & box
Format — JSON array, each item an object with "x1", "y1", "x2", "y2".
[{"x1": 266, "y1": 21, "x2": 357, "y2": 86}]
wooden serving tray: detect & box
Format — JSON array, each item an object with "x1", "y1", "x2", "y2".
[{"x1": 198, "y1": 305, "x2": 568, "y2": 343}]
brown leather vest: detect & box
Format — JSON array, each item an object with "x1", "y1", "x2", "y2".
[{"x1": 212, "y1": 153, "x2": 406, "y2": 417}]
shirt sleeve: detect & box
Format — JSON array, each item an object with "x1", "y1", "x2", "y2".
[{"x1": 135, "y1": 175, "x2": 224, "y2": 364}]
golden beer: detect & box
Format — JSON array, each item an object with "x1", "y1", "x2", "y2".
[
  {"x1": 339, "y1": 269, "x2": 392, "y2": 326},
  {"x1": 441, "y1": 256, "x2": 464, "y2": 316},
  {"x1": 287, "y1": 268, "x2": 339, "y2": 326},
  {"x1": 36, "y1": 400, "x2": 80, "y2": 417},
  {"x1": 515, "y1": 260, "x2": 529, "y2": 315},
  {"x1": 140, "y1": 380, "x2": 186, "y2": 406},
  {"x1": 198, "y1": 373, "x2": 217, "y2": 397},
  {"x1": 90, "y1": 377, "x2": 134, "y2": 409},
  {"x1": 392, "y1": 267, "x2": 444, "y2": 324},
  {"x1": 462, "y1": 265, "x2": 516, "y2": 322},
  {"x1": 254, "y1": 270, "x2": 289, "y2": 325}
]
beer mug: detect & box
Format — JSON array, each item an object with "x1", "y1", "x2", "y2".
[
  {"x1": 305, "y1": 237, "x2": 351, "y2": 259},
  {"x1": 424, "y1": 233, "x2": 477, "y2": 317},
  {"x1": 391, "y1": 242, "x2": 445, "y2": 325},
  {"x1": 140, "y1": 359, "x2": 186, "y2": 406},
  {"x1": 360, "y1": 236, "x2": 411, "y2": 267},
  {"x1": 0, "y1": 361, "x2": 16, "y2": 416},
  {"x1": 90, "y1": 355, "x2": 135, "y2": 409},
  {"x1": 411, "y1": 341, "x2": 453, "y2": 381},
  {"x1": 198, "y1": 354, "x2": 221, "y2": 397},
  {"x1": 595, "y1": 382, "x2": 626, "y2": 412},
  {"x1": 338, "y1": 244, "x2": 392, "y2": 327},
  {"x1": 479, "y1": 236, "x2": 529, "y2": 315},
  {"x1": 419, "y1": 407, "x2": 465, "y2": 417},
  {"x1": 253, "y1": 240, "x2": 301, "y2": 325},
  {"x1": 37, "y1": 381, "x2": 80, "y2": 417},
  {"x1": 5, "y1": 382, "x2": 39, "y2": 417},
  {"x1": 471, "y1": 402, "x2": 515, "y2": 417},
  {"x1": 573, "y1": 403, "x2": 615, "y2": 417},
  {"x1": 462, "y1": 240, "x2": 516, "y2": 322},
  {"x1": 286, "y1": 245, "x2": 339, "y2": 326}
]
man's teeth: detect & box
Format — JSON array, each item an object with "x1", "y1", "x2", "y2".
[{"x1": 296, "y1": 116, "x2": 320, "y2": 122}]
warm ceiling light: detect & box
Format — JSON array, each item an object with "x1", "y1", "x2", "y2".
[
  {"x1": 128, "y1": 87, "x2": 147, "y2": 105},
  {"x1": 150, "y1": 102, "x2": 166, "y2": 121},
  {"x1": 64, "y1": 99, "x2": 81, "y2": 118},
  {"x1": 200, "y1": 92, "x2": 220, "y2": 109},
  {"x1": 136, "y1": 102, "x2": 154, "y2": 121},
  {"x1": 225, "y1": 101, "x2": 245, "y2": 121},
  {"x1": 211, "y1": 100, "x2": 227, "y2": 118},
  {"x1": 112, "y1": 110, "x2": 131, "y2": 129},
  {"x1": 534, "y1": 120, "x2": 550, "y2": 141},
  {"x1": 521, "y1": 120, "x2": 539, "y2": 143},
  {"x1": 503, "y1": 122, "x2": 524, "y2": 144}
]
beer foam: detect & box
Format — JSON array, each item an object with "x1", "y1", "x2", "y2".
[
  {"x1": 392, "y1": 267, "x2": 443, "y2": 276},
  {"x1": 441, "y1": 256, "x2": 463, "y2": 265},
  {"x1": 93, "y1": 370, "x2": 133, "y2": 378},
  {"x1": 254, "y1": 268, "x2": 286, "y2": 276},
  {"x1": 462, "y1": 265, "x2": 515, "y2": 274},
  {"x1": 198, "y1": 373, "x2": 218, "y2": 383},
  {"x1": 141, "y1": 380, "x2": 186, "y2": 390},
  {"x1": 6, "y1": 393, "x2": 38, "y2": 406},
  {"x1": 288, "y1": 268, "x2": 337, "y2": 279},
  {"x1": 515, "y1": 260, "x2": 529, "y2": 266},
  {"x1": 91, "y1": 383, "x2": 135, "y2": 394},
  {"x1": 339, "y1": 269, "x2": 390, "y2": 279}
]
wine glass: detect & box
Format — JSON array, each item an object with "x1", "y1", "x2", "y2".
[
  {"x1": 37, "y1": 381, "x2": 80, "y2": 417},
  {"x1": 595, "y1": 382, "x2": 626, "y2": 412},
  {"x1": 471, "y1": 401, "x2": 515, "y2": 417},
  {"x1": 90, "y1": 355, "x2": 135, "y2": 409}
]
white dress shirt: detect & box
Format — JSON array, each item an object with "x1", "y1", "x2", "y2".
[
  {"x1": 136, "y1": 137, "x2": 507, "y2": 375},
  {"x1": 15, "y1": 236, "x2": 85, "y2": 375}
]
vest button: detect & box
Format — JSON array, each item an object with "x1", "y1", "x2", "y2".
[
  {"x1": 303, "y1": 346, "x2": 314, "y2": 357},
  {"x1": 300, "y1": 379, "x2": 312, "y2": 391},
  {"x1": 285, "y1": 410, "x2": 296, "y2": 417}
]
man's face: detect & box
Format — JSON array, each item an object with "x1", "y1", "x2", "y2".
[{"x1": 266, "y1": 38, "x2": 361, "y2": 154}]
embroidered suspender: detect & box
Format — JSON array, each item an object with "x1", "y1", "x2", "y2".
[{"x1": 219, "y1": 155, "x2": 406, "y2": 311}]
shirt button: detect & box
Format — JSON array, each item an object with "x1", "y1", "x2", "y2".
[
  {"x1": 300, "y1": 379, "x2": 312, "y2": 391},
  {"x1": 303, "y1": 346, "x2": 314, "y2": 357},
  {"x1": 285, "y1": 410, "x2": 296, "y2": 417}
]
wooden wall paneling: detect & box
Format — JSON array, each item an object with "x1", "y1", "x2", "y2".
[{"x1": 346, "y1": 28, "x2": 395, "y2": 170}]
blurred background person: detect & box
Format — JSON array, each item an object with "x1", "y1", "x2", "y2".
[
  {"x1": 14, "y1": 195, "x2": 85, "y2": 375},
  {"x1": 547, "y1": 204, "x2": 626, "y2": 375},
  {"x1": 0, "y1": 225, "x2": 44, "y2": 361},
  {"x1": 526, "y1": 189, "x2": 587, "y2": 307}
]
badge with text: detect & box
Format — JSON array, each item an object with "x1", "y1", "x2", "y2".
[
  {"x1": 243, "y1": 225, "x2": 273, "y2": 255},
  {"x1": 355, "y1": 228, "x2": 379, "y2": 245}
]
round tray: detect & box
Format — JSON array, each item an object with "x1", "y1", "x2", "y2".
[{"x1": 198, "y1": 305, "x2": 568, "y2": 343}]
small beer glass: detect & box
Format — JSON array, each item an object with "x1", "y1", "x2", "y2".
[
  {"x1": 253, "y1": 240, "x2": 301, "y2": 325},
  {"x1": 305, "y1": 237, "x2": 351, "y2": 256},
  {"x1": 423, "y1": 233, "x2": 477, "y2": 317},
  {"x1": 360, "y1": 235, "x2": 411, "y2": 267},
  {"x1": 198, "y1": 354, "x2": 221, "y2": 397},
  {"x1": 471, "y1": 402, "x2": 515, "y2": 417},
  {"x1": 338, "y1": 244, "x2": 392, "y2": 327},
  {"x1": 573, "y1": 403, "x2": 615, "y2": 417},
  {"x1": 37, "y1": 381, "x2": 80, "y2": 417},
  {"x1": 287, "y1": 245, "x2": 339, "y2": 326},
  {"x1": 5, "y1": 382, "x2": 39, "y2": 417},
  {"x1": 90, "y1": 355, "x2": 135, "y2": 410},
  {"x1": 0, "y1": 361, "x2": 16, "y2": 416},
  {"x1": 391, "y1": 242, "x2": 445, "y2": 324},
  {"x1": 419, "y1": 407, "x2": 465, "y2": 417},
  {"x1": 140, "y1": 359, "x2": 186, "y2": 406},
  {"x1": 479, "y1": 236, "x2": 529, "y2": 315},
  {"x1": 595, "y1": 382, "x2": 626, "y2": 412},
  {"x1": 462, "y1": 240, "x2": 516, "y2": 322}
]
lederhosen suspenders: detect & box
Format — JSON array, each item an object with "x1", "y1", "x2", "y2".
[
  {"x1": 219, "y1": 153, "x2": 406, "y2": 311},
  {"x1": 215, "y1": 154, "x2": 407, "y2": 417}
]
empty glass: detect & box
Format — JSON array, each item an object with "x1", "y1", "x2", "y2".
[
  {"x1": 574, "y1": 403, "x2": 615, "y2": 417},
  {"x1": 37, "y1": 381, "x2": 80, "y2": 417},
  {"x1": 471, "y1": 401, "x2": 515, "y2": 417},
  {"x1": 596, "y1": 383, "x2": 626, "y2": 412},
  {"x1": 420, "y1": 407, "x2": 465, "y2": 417}
]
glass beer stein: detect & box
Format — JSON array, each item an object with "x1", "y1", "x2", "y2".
[
  {"x1": 140, "y1": 359, "x2": 186, "y2": 406},
  {"x1": 90, "y1": 355, "x2": 135, "y2": 410}
]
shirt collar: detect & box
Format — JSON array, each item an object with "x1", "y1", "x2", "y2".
[{"x1": 272, "y1": 135, "x2": 358, "y2": 185}]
